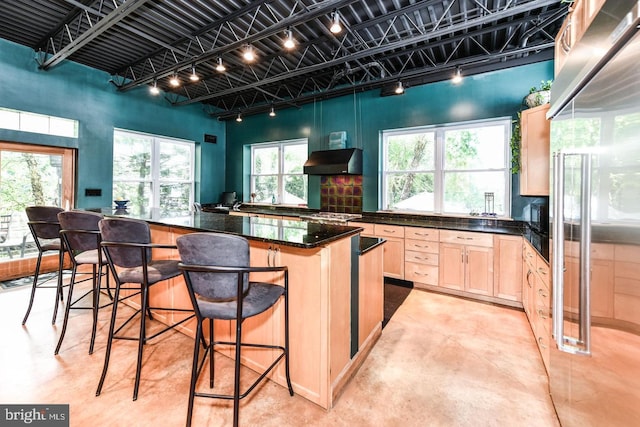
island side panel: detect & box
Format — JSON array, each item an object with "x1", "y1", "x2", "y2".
[{"x1": 359, "y1": 243, "x2": 384, "y2": 348}]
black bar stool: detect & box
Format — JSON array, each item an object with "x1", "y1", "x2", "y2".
[
  {"x1": 95, "y1": 217, "x2": 195, "y2": 401},
  {"x1": 22, "y1": 206, "x2": 66, "y2": 325},
  {"x1": 176, "y1": 232, "x2": 293, "y2": 427},
  {"x1": 55, "y1": 210, "x2": 113, "y2": 355}
]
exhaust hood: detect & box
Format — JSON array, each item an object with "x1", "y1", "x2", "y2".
[{"x1": 303, "y1": 148, "x2": 363, "y2": 175}]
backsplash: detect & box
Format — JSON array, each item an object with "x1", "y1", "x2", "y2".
[{"x1": 320, "y1": 175, "x2": 363, "y2": 213}]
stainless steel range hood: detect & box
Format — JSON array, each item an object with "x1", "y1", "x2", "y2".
[{"x1": 303, "y1": 148, "x2": 363, "y2": 175}]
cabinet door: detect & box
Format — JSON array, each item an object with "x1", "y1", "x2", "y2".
[
  {"x1": 520, "y1": 104, "x2": 550, "y2": 196},
  {"x1": 494, "y1": 235, "x2": 523, "y2": 302},
  {"x1": 439, "y1": 243, "x2": 465, "y2": 291},
  {"x1": 465, "y1": 245, "x2": 494, "y2": 296},
  {"x1": 381, "y1": 236, "x2": 404, "y2": 279}
]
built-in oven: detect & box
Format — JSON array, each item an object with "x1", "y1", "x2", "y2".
[{"x1": 530, "y1": 203, "x2": 548, "y2": 234}]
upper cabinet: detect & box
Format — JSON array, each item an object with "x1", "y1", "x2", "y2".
[
  {"x1": 519, "y1": 104, "x2": 550, "y2": 196},
  {"x1": 555, "y1": 0, "x2": 606, "y2": 77}
]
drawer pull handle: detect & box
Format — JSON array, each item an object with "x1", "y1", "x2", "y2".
[
  {"x1": 537, "y1": 309, "x2": 548, "y2": 320},
  {"x1": 415, "y1": 272, "x2": 429, "y2": 276},
  {"x1": 456, "y1": 236, "x2": 474, "y2": 240},
  {"x1": 537, "y1": 267, "x2": 547, "y2": 275},
  {"x1": 538, "y1": 288, "x2": 548, "y2": 298},
  {"x1": 383, "y1": 229, "x2": 395, "y2": 233},
  {"x1": 538, "y1": 336, "x2": 548, "y2": 349}
]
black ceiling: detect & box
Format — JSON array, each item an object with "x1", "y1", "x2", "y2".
[{"x1": 1, "y1": 0, "x2": 568, "y2": 120}]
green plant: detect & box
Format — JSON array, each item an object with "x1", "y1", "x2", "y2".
[
  {"x1": 529, "y1": 80, "x2": 553, "y2": 94},
  {"x1": 510, "y1": 112, "x2": 522, "y2": 174}
]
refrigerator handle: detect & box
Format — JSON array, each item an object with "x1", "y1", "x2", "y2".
[
  {"x1": 579, "y1": 154, "x2": 592, "y2": 355},
  {"x1": 552, "y1": 151, "x2": 592, "y2": 356},
  {"x1": 552, "y1": 152, "x2": 565, "y2": 348}
]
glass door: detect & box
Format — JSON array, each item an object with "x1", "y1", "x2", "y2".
[{"x1": 0, "y1": 142, "x2": 75, "y2": 273}]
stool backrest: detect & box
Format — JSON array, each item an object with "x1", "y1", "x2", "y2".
[
  {"x1": 176, "y1": 232, "x2": 249, "y2": 300},
  {"x1": 58, "y1": 210, "x2": 103, "y2": 252},
  {"x1": 99, "y1": 217, "x2": 151, "y2": 268},
  {"x1": 25, "y1": 206, "x2": 63, "y2": 240}
]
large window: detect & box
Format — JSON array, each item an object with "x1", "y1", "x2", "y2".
[
  {"x1": 382, "y1": 118, "x2": 511, "y2": 217},
  {"x1": 113, "y1": 129, "x2": 194, "y2": 214},
  {"x1": 250, "y1": 139, "x2": 308, "y2": 205}
]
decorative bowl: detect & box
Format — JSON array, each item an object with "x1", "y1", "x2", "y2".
[{"x1": 114, "y1": 200, "x2": 129, "y2": 209}]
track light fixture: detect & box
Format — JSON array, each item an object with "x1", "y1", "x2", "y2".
[
  {"x1": 190, "y1": 65, "x2": 199, "y2": 82},
  {"x1": 283, "y1": 28, "x2": 295, "y2": 50},
  {"x1": 269, "y1": 106, "x2": 276, "y2": 117},
  {"x1": 149, "y1": 81, "x2": 160, "y2": 95},
  {"x1": 452, "y1": 67, "x2": 463, "y2": 84},
  {"x1": 215, "y1": 57, "x2": 226, "y2": 72},
  {"x1": 330, "y1": 11, "x2": 342, "y2": 34},
  {"x1": 236, "y1": 113, "x2": 242, "y2": 122},
  {"x1": 395, "y1": 81, "x2": 404, "y2": 94},
  {"x1": 242, "y1": 44, "x2": 255, "y2": 62},
  {"x1": 169, "y1": 73, "x2": 180, "y2": 87}
]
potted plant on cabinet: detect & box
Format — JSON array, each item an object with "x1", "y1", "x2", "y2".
[{"x1": 524, "y1": 80, "x2": 552, "y2": 108}]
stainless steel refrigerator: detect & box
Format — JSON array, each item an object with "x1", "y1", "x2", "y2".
[{"x1": 548, "y1": 1, "x2": 640, "y2": 425}]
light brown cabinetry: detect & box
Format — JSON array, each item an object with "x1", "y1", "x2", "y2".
[
  {"x1": 349, "y1": 221, "x2": 375, "y2": 237},
  {"x1": 522, "y1": 239, "x2": 550, "y2": 373},
  {"x1": 520, "y1": 104, "x2": 550, "y2": 196},
  {"x1": 493, "y1": 235, "x2": 523, "y2": 302},
  {"x1": 374, "y1": 224, "x2": 404, "y2": 279},
  {"x1": 404, "y1": 227, "x2": 439, "y2": 288},
  {"x1": 439, "y1": 230, "x2": 494, "y2": 296}
]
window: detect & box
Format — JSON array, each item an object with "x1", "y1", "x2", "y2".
[
  {"x1": 250, "y1": 139, "x2": 308, "y2": 205},
  {"x1": 382, "y1": 118, "x2": 511, "y2": 217},
  {"x1": 0, "y1": 108, "x2": 78, "y2": 138},
  {"x1": 113, "y1": 129, "x2": 194, "y2": 214}
]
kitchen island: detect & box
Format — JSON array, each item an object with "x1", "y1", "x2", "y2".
[{"x1": 94, "y1": 208, "x2": 385, "y2": 410}]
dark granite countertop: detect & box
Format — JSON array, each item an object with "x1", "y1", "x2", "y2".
[
  {"x1": 359, "y1": 237, "x2": 385, "y2": 254},
  {"x1": 93, "y1": 208, "x2": 362, "y2": 249}
]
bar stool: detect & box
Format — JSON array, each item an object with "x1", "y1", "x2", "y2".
[
  {"x1": 22, "y1": 206, "x2": 66, "y2": 325},
  {"x1": 176, "y1": 232, "x2": 293, "y2": 427},
  {"x1": 95, "y1": 217, "x2": 195, "y2": 401},
  {"x1": 54, "y1": 210, "x2": 112, "y2": 355}
]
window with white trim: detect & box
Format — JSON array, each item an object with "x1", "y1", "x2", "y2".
[
  {"x1": 113, "y1": 129, "x2": 195, "y2": 214},
  {"x1": 250, "y1": 139, "x2": 308, "y2": 205},
  {"x1": 381, "y1": 118, "x2": 511, "y2": 217},
  {"x1": 0, "y1": 107, "x2": 78, "y2": 138}
]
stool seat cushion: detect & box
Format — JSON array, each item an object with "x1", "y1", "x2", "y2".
[
  {"x1": 74, "y1": 248, "x2": 101, "y2": 265},
  {"x1": 117, "y1": 259, "x2": 181, "y2": 285},
  {"x1": 196, "y1": 282, "x2": 284, "y2": 320}
]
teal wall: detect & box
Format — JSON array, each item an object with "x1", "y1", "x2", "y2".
[
  {"x1": 225, "y1": 61, "x2": 554, "y2": 219},
  {"x1": 0, "y1": 38, "x2": 226, "y2": 208}
]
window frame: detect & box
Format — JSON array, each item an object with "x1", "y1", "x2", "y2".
[
  {"x1": 112, "y1": 128, "x2": 195, "y2": 212},
  {"x1": 250, "y1": 138, "x2": 308, "y2": 206},
  {"x1": 381, "y1": 117, "x2": 511, "y2": 217}
]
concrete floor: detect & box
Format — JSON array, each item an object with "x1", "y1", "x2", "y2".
[{"x1": 0, "y1": 280, "x2": 559, "y2": 427}]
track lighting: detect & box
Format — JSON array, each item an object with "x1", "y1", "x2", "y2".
[
  {"x1": 330, "y1": 11, "x2": 342, "y2": 34},
  {"x1": 242, "y1": 44, "x2": 255, "y2": 62},
  {"x1": 169, "y1": 73, "x2": 180, "y2": 87},
  {"x1": 215, "y1": 57, "x2": 226, "y2": 72},
  {"x1": 452, "y1": 67, "x2": 463, "y2": 84},
  {"x1": 190, "y1": 66, "x2": 199, "y2": 82},
  {"x1": 395, "y1": 81, "x2": 404, "y2": 94},
  {"x1": 149, "y1": 81, "x2": 160, "y2": 95},
  {"x1": 283, "y1": 29, "x2": 295, "y2": 50},
  {"x1": 236, "y1": 113, "x2": 242, "y2": 122},
  {"x1": 269, "y1": 106, "x2": 276, "y2": 117}
]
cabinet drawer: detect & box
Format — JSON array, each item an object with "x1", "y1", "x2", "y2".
[
  {"x1": 374, "y1": 224, "x2": 405, "y2": 238},
  {"x1": 405, "y1": 250, "x2": 438, "y2": 266},
  {"x1": 349, "y1": 221, "x2": 375, "y2": 236},
  {"x1": 439, "y1": 230, "x2": 493, "y2": 247},
  {"x1": 405, "y1": 262, "x2": 438, "y2": 286},
  {"x1": 535, "y1": 258, "x2": 550, "y2": 288},
  {"x1": 404, "y1": 227, "x2": 439, "y2": 242},
  {"x1": 405, "y1": 238, "x2": 439, "y2": 254}
]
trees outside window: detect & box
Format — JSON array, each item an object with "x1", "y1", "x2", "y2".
[
  {"x1": 251, "y1": 139, "x2": 308, "y2": 205},
  {"x1": 113, "y1": 129, "x2": 194, "y2": 214},
  {"x1": 382, "y1": 119, "x2": 511, "y2": 217}
]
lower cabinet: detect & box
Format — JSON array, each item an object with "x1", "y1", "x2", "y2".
[
  {"x1": 374, "y1": 224, "x2": 404, "y2": 280},
  {"x1": 439, "y1": 230, "x2": 494, "y2": 296},
  {"x1": 522, "y1": 239, "x2": 550, "y2": 373},
  {"x1": 494, "y1": 235, "x2": 523, "y2": 302},
  {"x1": 405, "y1": 227, "x2": 439, "y2": 287}
]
